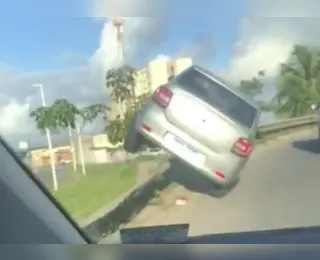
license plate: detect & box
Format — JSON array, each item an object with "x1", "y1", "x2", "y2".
[{"x1": 164, "y1": 133, "x2": 205, "y2": 167}]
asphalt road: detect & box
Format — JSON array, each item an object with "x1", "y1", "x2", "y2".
[{"x1": 100, "y1": 128, "x2": 320, "y2": 243}]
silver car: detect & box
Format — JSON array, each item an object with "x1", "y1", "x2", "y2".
[{"x1": 124, "y1": 65, "x2": 260, "y2": 189}]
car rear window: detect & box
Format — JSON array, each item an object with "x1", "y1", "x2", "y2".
[{"x1": 175, "y1": 68, "x2": 258, "y2": 128}]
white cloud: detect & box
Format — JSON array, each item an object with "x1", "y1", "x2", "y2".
[
  {"x1": 90, "y1": 0, "x2": 167, "y2": 17},
  {"x1": 0, "y1": 0, "x2": 165, "y2": 147},
  {"x1": 224, "y1": 2, "x2": 320, "y2": 82},
  {"x1": 156, "y1": 55, "x2": 171, "y2": 61},
  {"x1": 175, "y1": 33, "x2": 215, "y2": 64},
  {"x1": 0, "y1": 99, "x2": 31, "y2": 136},
  {"x1": 218, "y1": 2, "x2": 320, "y2": 125},
  {"x1": 90, "y1": 17, "x2": 166, "y2": 74},
  {"x1": 223, "y1": 19, "x2": 294, "y2": 81}
]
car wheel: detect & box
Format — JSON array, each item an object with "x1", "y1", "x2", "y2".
[{"x1": 123, "y1": 121, "x2": 143, "y2": 153}]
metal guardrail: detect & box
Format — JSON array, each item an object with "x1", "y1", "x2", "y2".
[
  {"x1": 83, "y1": 114, "x2": 319, "y2": 241},
  {"x1": 257, "y1": 115, "x2": 317, "y2": 138}
]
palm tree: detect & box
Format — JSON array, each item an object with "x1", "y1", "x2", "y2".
[{"x1": 271, "y1": 45, "x2": 320, "y2": 118}]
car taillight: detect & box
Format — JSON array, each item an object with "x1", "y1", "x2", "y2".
[
  {"x1": 232, "y1": 138, "x2": 252, "y2": 157},
  {"x1": 152, "y1": 86, "x2": 173, "y2": 108}
]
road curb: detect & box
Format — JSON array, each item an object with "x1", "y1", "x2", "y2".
[{"x1": 82, "y1": 160, "x2": 169, "y2": 242}]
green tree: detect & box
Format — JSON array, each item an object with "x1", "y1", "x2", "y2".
[
  {"x1": 105, "y1": 65, "x2": 150, "y2": 146},
  {"x1": 106, "y1": 65, "x2": 137, "y2": 102},
  {"x1": 106, "y1": 118, "x2": 126, "y2": 145},
  {"x1": 270, "y1": 45, "x2": 320, "y2": 118},
  {"x1": 30, "y1": 99, "x2": 80, "y2": 171},
  {"x1": 29, "y1": 106, "x2": 60, "y2": 133},
  {"x1": 50, "y1": 99, "x2": 80, "y2": 129},
  {"x1": 239, "y1": 70, "x2": 265, "y2": 98},
  {"x1": 76, "y1": 103, "x2": 107, "y2": 174},
  {"x1": 256, "y1": 100, "x2": 275, "y2": 112},
  {"x1": 238, "y1": 70, "x2": 275, "y2": 112},
  {"x1": 49, "y1": 99, "x2": 80, "y2": 171},
  {"x1": 52, "y1": 99, "x2": 107, "y2": 174},
  {"x1": 31, "y1": 99, "x2": 106, "y2": 173},
  {"x1": 49, "y1": 99, "x2": 107, "y2": 135},
  {"x1": 79, "y1": 103, "x2": 107, "y2": 131}
]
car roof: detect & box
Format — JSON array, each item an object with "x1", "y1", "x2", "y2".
[{"x1": 190, "y1": 65, "x2": 260, "y2": 110}]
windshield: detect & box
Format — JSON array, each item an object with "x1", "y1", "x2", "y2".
[
  {"x1": 2, "y1": 6, "x2": 320, "y2": 244},
  {"x1": 176, "y1": 68, "x2": 258, "y2": 128}
]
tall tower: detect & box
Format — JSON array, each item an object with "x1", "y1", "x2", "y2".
[{"x1": 112, "y1": 18, "x2": 124, "y2": 65}]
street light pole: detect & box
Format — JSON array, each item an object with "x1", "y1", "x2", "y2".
[
  {"x1": 67, "y1": 124, "x2": 77, "y2": 172},
  {"x1": 32, "y1": 84, "x2": 58, "y2": 191},
  {"x1": 76, "y1": 124, "x2": 86, "y2": 176}
]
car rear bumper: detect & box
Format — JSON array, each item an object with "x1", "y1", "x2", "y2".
[{"x1": 135, "y1": 105, "x2": 249, "y2": 187}]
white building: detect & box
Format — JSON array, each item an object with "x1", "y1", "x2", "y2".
[{"x1": 107, "y1": 57, "x2": 192, "y2": 120}]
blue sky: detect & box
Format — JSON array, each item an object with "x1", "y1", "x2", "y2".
[
  {"x1": 2, "y1": 0, "x2": 293, "y2": 145},
  {"x1": 0, "y1": 0, "x2": 85, "y2": 18},
  {"x1": 0, "y1": 17, "x2": 101, "y2": 70},
  {"x1": 0, "y1": 0, "x2": 249, "y2": 73}
]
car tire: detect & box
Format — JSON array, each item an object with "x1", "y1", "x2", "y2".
[{"x1": 123, "y1": 121, "x2": 143, "y2": 153}]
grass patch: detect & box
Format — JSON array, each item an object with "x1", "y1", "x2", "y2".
[
  {"x1": 51, "y1": 155, "x2": 167, "y2": 222},
  {"x1": 53, "y1": 161, "x2": 137, "y2": 221},
  {"x1": 136, "y1": 153, "x2": 168, "y2": 163}
]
